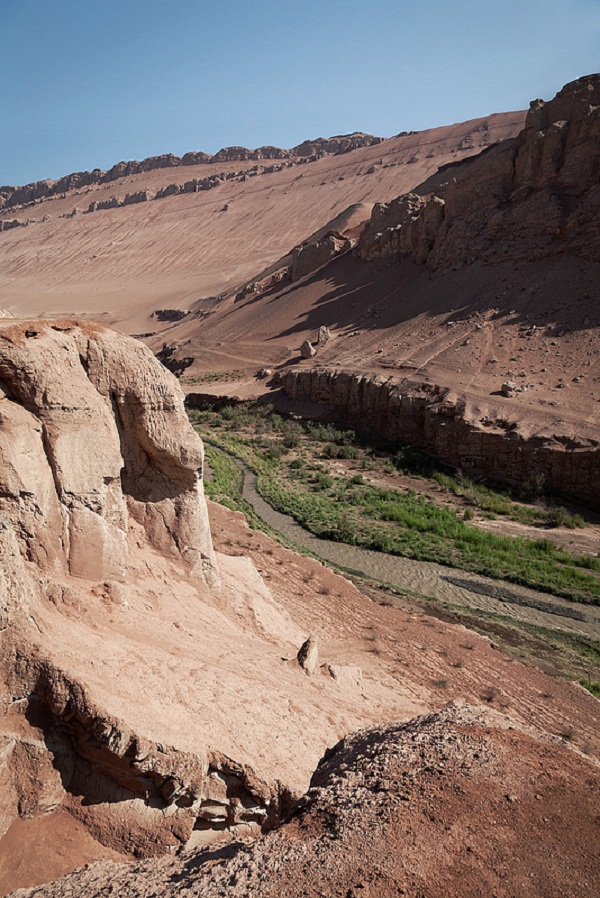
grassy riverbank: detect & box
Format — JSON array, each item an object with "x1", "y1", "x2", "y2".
[{"x1": 192, "y1": 404, "x2": 600, "y2": 605}]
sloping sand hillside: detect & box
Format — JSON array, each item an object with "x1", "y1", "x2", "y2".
[{"x1": 0, "y1": 113, "x2": 524, "y2": 332}]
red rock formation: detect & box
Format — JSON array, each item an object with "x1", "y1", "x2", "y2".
[{"x1": 359, "y1": 75, "x2": 600, "y2": 268}]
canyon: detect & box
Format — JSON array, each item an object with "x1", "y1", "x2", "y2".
[{"x1": 0, "y1": 74, "x2": 599, "y2": 898}]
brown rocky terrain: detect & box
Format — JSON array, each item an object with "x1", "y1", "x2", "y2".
[
  {"x1": 1, "y1": 76, "x2": 600, "y2": 898},
  {"x1": 9, "y1": 705, "x2": 600, "y2": 898},
  {"x1": 157, "y1": 76, "x2": 599, "y2": 503},
  {"x1": 0, "y1": 321, "x2": 423, "y2": 890},
  {"x1": 1, "y1": 320, "x2": 599, "y2": 897},
  {"x1": 0, "y1": 133, "x2": 382, "y2": 211},
  {"x1": 358, "y1": 74, "x2": 600, "y2": 268}
]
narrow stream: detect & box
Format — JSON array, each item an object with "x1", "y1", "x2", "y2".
[{"x1": 232, "y1": 457, "x2": 600, "y2": 639}]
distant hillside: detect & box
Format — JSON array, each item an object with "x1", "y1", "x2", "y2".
[{"x1": 0, "y1": 111, "x2": 524, "y2": 331}]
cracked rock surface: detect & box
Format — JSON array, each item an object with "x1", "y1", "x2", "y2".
[{"x1": 11, "y1": 704, "x2": 600, "y2": 898}]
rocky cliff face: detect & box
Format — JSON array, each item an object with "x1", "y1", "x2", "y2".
[
  {"x1": 359, "y1": 75, "x2": 600, "y2": 267},
  {"x1": 282, "y1": 368, "x2": 600, "y2": 503},
  {"x1": 0, "y1": 321, "x2": 218, "y2": 585},
  {"x1": 1, "y1": 321, "x2": 435, "y2": 883},
  {"x1": 0, "y1": 134, "x2": 382, "y2": 212},
  {"x1": 290, "y1": 232, "x2": 353, "y2": 281},
  {"x1": 291, "y1": 132, "x2": 383, "y2": 158}
]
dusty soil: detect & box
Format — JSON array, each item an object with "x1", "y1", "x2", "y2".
[
  {"x1": 175, "y1": 251, "x2": 600, "y2": 446},
  {"x1": 2, "y1": 498, "x2": 599, "y2": 897},
  {"x1": 208, "y1": 503, "x2": 600, "y2": 757},
  {"x1": 11, "y1": 705, "x2": 600, "y2": 898},
  {"x1": 0, "y1": 813, "x2": 126, "y2": 896}
]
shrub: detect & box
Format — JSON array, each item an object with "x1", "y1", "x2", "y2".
[
  {"x1": 544, "y1": 504, "x2": 585, "y2": 529},
  {"x1": 580, "y1": 679, "x2": 600, "y2": 699},
  {"x1": 265, "y1": 446, "x2": 283, "y2": 463},
  {"x1": 315, "y1": 472, "x2": 333, "y2": 490},
  {"x1": 337, "y1": 445, "x2": 359, "y2": 459}
]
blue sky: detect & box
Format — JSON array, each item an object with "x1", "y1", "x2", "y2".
[{"x1": 1, "y1": 0, "x2": 599, "y2": 185}]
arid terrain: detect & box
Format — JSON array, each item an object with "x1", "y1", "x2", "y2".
[
  {"x1": 0, "y1": 115, "x2": 523, "y2": 332},
  {"x1": 0, "y1": 75, "x2": 599, "y2": 898}
]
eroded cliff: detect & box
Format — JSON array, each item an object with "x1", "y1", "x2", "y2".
[
  {"x1": 0, "y1": 321, "x2": 435, "y2": 890},
  {"x1": 281, "y1": 367, "x2": 600, "y2": 504},
  {"x1": 359, "y1": 74, "x2": 600, "y2": 267},
  {"x1": 0, "y1": 321, "x2": 218, "y2": 586}
]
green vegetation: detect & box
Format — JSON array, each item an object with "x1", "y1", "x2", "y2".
[
  {"x1": 190, "y1": 403, "x2": 600, "y2": 605},
  {"x1": 430, "y1": 469, "x2": 585, "y2": 529},
  {"x1": 183, "y1": 370, "x2": 245, "y2": 385},
  {"x1": 580, "y1": 679, "x2": 600, "y2": 699}
]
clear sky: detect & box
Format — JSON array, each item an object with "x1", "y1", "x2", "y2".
[{"x1": 1, "y1": 0, "x2": 599, "y2": 185}]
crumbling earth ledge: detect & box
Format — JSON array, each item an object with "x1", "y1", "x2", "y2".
[
  {"x1": 281, "y1": 366, "x2": 600, "y2": 504},
  {"x1": 8, "y1": 704, "x2": 600, "y2": 898}
]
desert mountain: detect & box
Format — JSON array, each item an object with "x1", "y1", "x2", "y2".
[
  {"x1": 0, "y1": 115, "x2": 524, "y2": 331},
  {"x1": 1, "y1": 77, "x2": 599, "y2": 898}
]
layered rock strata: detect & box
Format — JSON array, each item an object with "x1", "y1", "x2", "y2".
[
  {"x1": 0, "y1": 133, "x2": 381, "y2": 212},
  {"x1": 282, "y1": 367, "x2": 600, "y2": 503}
]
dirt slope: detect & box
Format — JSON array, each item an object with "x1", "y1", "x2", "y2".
[
  {"x1": 159, "y1": 77, "x2": 600, "y2": 500},
  {"x1": 11, "y1": 705, "x2": 600, "y2": 898},
  {"x1": 0, "y1": 114, "x2": 524, "y2": 332},
  {"x1": 1, "y1": 325, "x2": 598, "y2": 897}
]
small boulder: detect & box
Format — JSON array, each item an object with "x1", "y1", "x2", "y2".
[
  {"x1": 297, "y1": 636, "x2": 319, "y2": 675},
  {"x1": 317, "y1": 326, "x2": 331, "y2": 345},
  {"x1": 300, "y1": 340, "x2": 317, "y2": 359},
  {"x1": 501, "y1": 381, "x2": 520, "y2": 396}
]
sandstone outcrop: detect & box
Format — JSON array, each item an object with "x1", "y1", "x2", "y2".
[
  {"x1": 0, "y1": 321, "x2": 217, "y2": 585},
  {"x1": 290, "y1": 231, "x2": 352, "y2": 281},
  {"x1": 317, "y1": 325, "x2": 331, "y2": 344},
  {"x1": 13, "y1": 704, "x2": 600, "y2": 898},
  {"x1": 291, "y1": 132, "x2": 382, "y2": 157},
  {"x1": 0, "y1": 320, "x2": 445, "y2": 888},
  {"x1": 359, "y1": 75, "x2": 600, "y2": 268},
  {"x1": 0, "y1": 219, "x2": 26, "y2": 232},
  {"x1": 296, "y1": 636, "x2": 318, "y2": 675}
]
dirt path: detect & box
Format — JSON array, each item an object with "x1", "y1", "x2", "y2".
[{"x1": 235, "y1": 461, "x2": 600, "y2": 639}]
